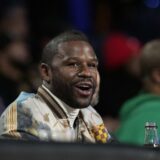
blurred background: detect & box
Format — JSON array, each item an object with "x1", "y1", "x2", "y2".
[{"x1": 0, "y1": 0, "x2": 160, "y2": 133}]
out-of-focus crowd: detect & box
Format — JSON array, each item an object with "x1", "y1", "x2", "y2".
[{"x1": 0, "y1": 2, "x2": 42, "y2": 113}]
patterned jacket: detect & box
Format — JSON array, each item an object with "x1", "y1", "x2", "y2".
[{"x1": 0, "y1": 85, "x2": 111, "y2": 143}]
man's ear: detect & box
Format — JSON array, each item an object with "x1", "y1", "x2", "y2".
[
  {"x1": 151, "y1": 68, "x2": 160, "y2": 83},
  {"x1": 39, "y1": 63, "x2": 51, "y2": 83}
]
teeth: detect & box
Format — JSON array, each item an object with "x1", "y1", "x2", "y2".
[
  {"x1": 75, "y1": 82, "x2": 92, "y2": 90},
  {"x1": 81, "y1": 85, "x2": 89, "y2": 87},
  {"x1": 78, "y1": 86, "x2": 90, "y2": 90}
]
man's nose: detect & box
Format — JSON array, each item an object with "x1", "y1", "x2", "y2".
[{"x1": 78, "y1": 65, "x2": 92, "y2": 77}]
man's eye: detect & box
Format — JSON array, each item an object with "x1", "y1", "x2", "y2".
[
  {"x1": 68, "y1": 63, "x2": 79, "y2": 67},
  {"x1": 88, "y1": 63, "x2": 98, "y2": 68}
]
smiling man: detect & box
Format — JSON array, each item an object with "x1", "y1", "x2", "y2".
[{"x1": 0, "y1": 30, "x2": 112, "y2": 143}]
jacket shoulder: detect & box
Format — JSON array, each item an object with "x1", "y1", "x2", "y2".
[
  {"x1": 81, "y1": 106, "x2": 112, "y2": 143},
  {"x1": 80, "y1": 106, "x2": 103, "y2": 127}
]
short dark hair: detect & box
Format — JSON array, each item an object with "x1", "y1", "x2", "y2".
[
  {"x1": 41, "y1": 30, "x2": 89, "y2": 65},
  {"x1": 140, "y1": 39, "x2": 160, "y2": 78}
]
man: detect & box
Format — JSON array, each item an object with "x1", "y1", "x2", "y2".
[
  {"x1": 115, "y1": 39, "x2": 160, "y2": 145},
  {"x1": 0, "y1": 30, "x2": 111, "y2": 143}
]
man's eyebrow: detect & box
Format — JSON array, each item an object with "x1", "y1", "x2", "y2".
[
  {"x1": 56, "y1": 53, "x2": 65, "y2": 58},
  {"x1": 66, "y1": 57, "x2": 98, "y2": 62},
  {"x1": 66, "y1": 57, "x2": 79, "y2": 60}
]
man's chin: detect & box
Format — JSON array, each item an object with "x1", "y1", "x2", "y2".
[
  {"x1": 64, "y1": 97, "x2": 92, "y2": 109},
  {"x1": 73, "y1": 100, "x2": 91, "y2": 109}
]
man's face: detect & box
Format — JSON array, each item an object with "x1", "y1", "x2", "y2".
[{"x1": 49, "y1": 40, "x2": 99, "y2": 109}]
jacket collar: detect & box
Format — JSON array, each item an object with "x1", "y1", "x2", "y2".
[
  {"x1": 37, "y1": 85, "x2": 68, "y2": 119},
  {"x1": 37, "y1": 85, "x2": 80, "y2": 127}
]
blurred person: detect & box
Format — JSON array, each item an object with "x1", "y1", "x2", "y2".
[
  {"x1": 0, "y1": 2, "x2": 40, "y2": 93},
  {"x1": 0, "y1": 3, "x2": 29, "y2": 40},
  {"x1": 0, "y1": 32, "x2": 32, "y2": 112},
  {"x1": 0, "y1": 30, "x2": 113, "y2": 143},
  {"x1": 98, "y1": 32, "x2": 142, "y2": 129},
  {"x1": 115, "y1": 39, "x2": 160, "y2": 145}
]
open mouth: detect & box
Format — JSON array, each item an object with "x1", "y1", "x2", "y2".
[{"x1": 74, "y1": 82, "x2": 93, "y2": 97}]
